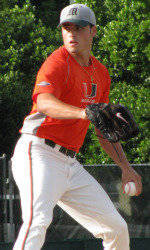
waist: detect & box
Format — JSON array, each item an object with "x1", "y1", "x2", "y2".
[
  {"x1": 45, "y1": 139, "x2": 76, "y2": 158},
  {"x1": 20, "y1": 116, "x2": 90, "y2": 152},
  {"x1": 19, "y1": 134, "x2": 77, "y2": 158}
]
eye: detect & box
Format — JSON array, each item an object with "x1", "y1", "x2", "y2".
[
  {"x1": 65, "y1": 26, "x2": 70, "y2": 31},
  {"x1": 76, "y1": 26, "x2": 84, "y2": 31},
  {"x1": 63, "y1": 25, "x2": 71, "y2": 31}
]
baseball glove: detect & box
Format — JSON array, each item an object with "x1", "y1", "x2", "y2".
[{"x1": 85, "y1": 103, "x2": 139, "y2": 143}]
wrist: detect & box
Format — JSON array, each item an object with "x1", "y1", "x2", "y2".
[
  {"x1": 121, "y1": 164, "x2": 132, "y2": 172},
  {"x1": 80, "y1": 109, "x2": 87, "y2": 120}
]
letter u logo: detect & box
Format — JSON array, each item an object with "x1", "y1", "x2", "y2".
[{"x1": 82, "y1": 82, "x2": 97, "y2": 98}]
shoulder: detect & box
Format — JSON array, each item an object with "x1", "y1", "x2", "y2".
[
  {"x1": 44, "y1": 46, "x2": 69, "y2": 69},
  {"x1": 36, "y1": 47, "x2": 69, "y2": 76},
  {"x1": 36, "y1": 46, "x2": 70, "y2": 83},
  {"x1": 92, "y1": 56, "x2": 109, "y2": 73},
  {"x1": 92, "y1": 56, "x2": 111, "y2": 89}
]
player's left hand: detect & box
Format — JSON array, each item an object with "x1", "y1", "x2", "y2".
[
  {"x1": 85, "y1": 102, "x2": 139, "y2": 143},
  {"x1": 122, "y1": 166, "x2": 142, "y2": 196}
]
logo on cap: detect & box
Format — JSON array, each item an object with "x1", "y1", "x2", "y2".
[{"x1": 68, "y1": 8, "x2": 79, "y2": 16}]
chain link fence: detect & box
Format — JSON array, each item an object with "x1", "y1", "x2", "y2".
[{"x1": 0, "y1": 154, "x2": 150, "y2": 244}]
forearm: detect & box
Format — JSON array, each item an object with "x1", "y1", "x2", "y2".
[
  {"x1": 37, "y1": 93, "x2": 87, "y2": 119},
  {"x1": 97, "y1": 131, "x2": 142, "y2": 195},
  {"x1": 99, "y1": 137, "x2": 131, "y2": 171}
]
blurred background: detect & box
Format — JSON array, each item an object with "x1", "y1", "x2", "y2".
[{"x1": 0, "y1": 0, "x2": 149, "y2": 249}]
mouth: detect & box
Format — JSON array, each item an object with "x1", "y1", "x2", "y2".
[{"x1": 70, "y1": 40, "x2": 78, "y2": 46}]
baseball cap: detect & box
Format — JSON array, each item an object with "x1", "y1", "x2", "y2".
[{"x1": 58, "y1": 4, "x2": 96, "y2": 27}]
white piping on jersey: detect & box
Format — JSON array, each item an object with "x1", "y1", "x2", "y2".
[{"x1": 64, "y1": 55, "x2": 70, "y2": 84}]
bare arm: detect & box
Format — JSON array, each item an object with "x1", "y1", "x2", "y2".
[
  {"x1": 96, "y1": 129, "x2": 142, "y2": 196},
  {"x1": 37, "y1": 93, "x2": 87, "y2": 119}
]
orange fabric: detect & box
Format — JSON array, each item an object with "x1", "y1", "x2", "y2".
[
  {"x1": 22, "y1": 46, "x2": 111, "y2": 152},
  {"x1": 21, "y1": 142, "x2": 33, "y2": 249}
]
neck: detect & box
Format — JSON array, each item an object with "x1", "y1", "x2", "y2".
[{"x1": 69, "y1": 50, "x2": 91, "y2": 67}]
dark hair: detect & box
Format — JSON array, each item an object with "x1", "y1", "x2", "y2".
[
  {"x1": 89, "y1": 24, "x2": 94, "y2": 33},
  {"x1": 89, "y1": 24, "x2": 94, "y2": 28}
]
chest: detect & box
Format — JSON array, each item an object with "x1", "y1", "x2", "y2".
[{"x1": 60, "y1": 65, "x2": 107, "y2": 108}]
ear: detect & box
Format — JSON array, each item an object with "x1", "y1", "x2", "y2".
[{"x1": 91, "y1": 26, "x2": 97, "y2": 37}]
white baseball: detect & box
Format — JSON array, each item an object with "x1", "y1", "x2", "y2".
[{"x1": 124, "y1": 182, "x2": 137, "y2": 196}]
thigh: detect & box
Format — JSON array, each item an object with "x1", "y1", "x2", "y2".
[
  {"x1": 58, "y1": 163, "x2": 122, "y2": 235},
  {"x1": 11, "y1": 135, "x2": 68, "y2": 223}
]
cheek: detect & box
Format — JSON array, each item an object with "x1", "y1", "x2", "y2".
[
  {"x1": 62, "y1": 31, "x2": 65, "y2": 40},
  {"x1": 81, "y1": 34, "x2": 91, "y2": 46},
  {"x1": 62, "y1": 30, "x2": 67, "y2": 42},
  {"x1": 62, "y1": 35, "x2": 68, "y2": 46},
  {"x1": 81, "y1": 30, "x2": 91, "y2": 42}
]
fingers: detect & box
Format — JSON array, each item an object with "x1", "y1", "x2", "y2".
[
  {"x1": 134, "y1": 172, "x2": 142, "y2": 196},
  {"x1": 122, "y1": 169, "x2": 142, "y2": 196},
  {"x1": 134, "y1": 179, "x2": 142, "y2": 196}
]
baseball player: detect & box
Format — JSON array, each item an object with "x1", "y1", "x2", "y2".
[{"x1": 11, "y1": 3, "x2": 142, "y2": 250}]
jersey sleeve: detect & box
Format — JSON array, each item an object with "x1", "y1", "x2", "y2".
[{"x1": 32, "y1": 56, "x2": 67, "y2": 102}]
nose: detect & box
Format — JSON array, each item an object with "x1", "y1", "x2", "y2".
[
  {"x1": 69, "y1": 31, "x2": 76, "y2": 37},
  {"x1": 69, "y1": 27, "x2": 78, "y2": 35},
  {"x1": 69, "y1": 32, "x2": 77, "y2": 40}
]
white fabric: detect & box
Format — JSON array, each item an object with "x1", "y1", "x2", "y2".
[
  {"x1": 11, "y1": 134, "x2": 129, "y2": 250},
  {"x1": 59, "y1": 4, "x2": 96, "y2": 26}
]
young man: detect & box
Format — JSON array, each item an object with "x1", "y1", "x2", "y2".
[{"x1": 11, "y1": 3, "x2": 142, "y2": 250}]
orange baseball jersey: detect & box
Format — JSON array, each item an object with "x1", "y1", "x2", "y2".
[{"x1": 21, "y1": 46, "x2": 111, "y2": 152}]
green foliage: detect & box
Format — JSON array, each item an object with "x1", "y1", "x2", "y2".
[
  {"x1": 74, "y1": 0, "x2": 150, "y2": 164},
  {"x1": 0, "y1": 0, "x2": 62, "y2": 156},
  {"x1": 30, "y1": 0, "x2": 69, "y2": 28},
  {"x1": 96, "y1": 1, "x2": 149, "y2": 85},
  {"x1": 0, "y1": 0, "x2": 149, "y2": 164}
]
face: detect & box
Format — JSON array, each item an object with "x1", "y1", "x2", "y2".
[{"x1": 61, "y1": 23, "x2": 96, "y2": 57}]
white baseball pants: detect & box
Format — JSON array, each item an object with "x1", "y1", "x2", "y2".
[{"x1": 11, "y1": 134, "x2": 129, "y2": 250}]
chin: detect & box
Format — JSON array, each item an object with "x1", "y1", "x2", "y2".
[
  {"x1": 67, "y1": 46, "x2": 79, "y2": 54},
  {"x1": 71, "y1": 48, "x2": 79, "y2": 54}
]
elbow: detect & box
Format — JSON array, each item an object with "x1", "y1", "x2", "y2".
[
  {"x1": 37, "y1": 104, "x2": 43, "y2": 114},
  {"x1": 36, "y1": 99, "x2": 46, "y2": 114},
  {"x1": 36, "y1": 94, "x2": 48, "y2": 114}
]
